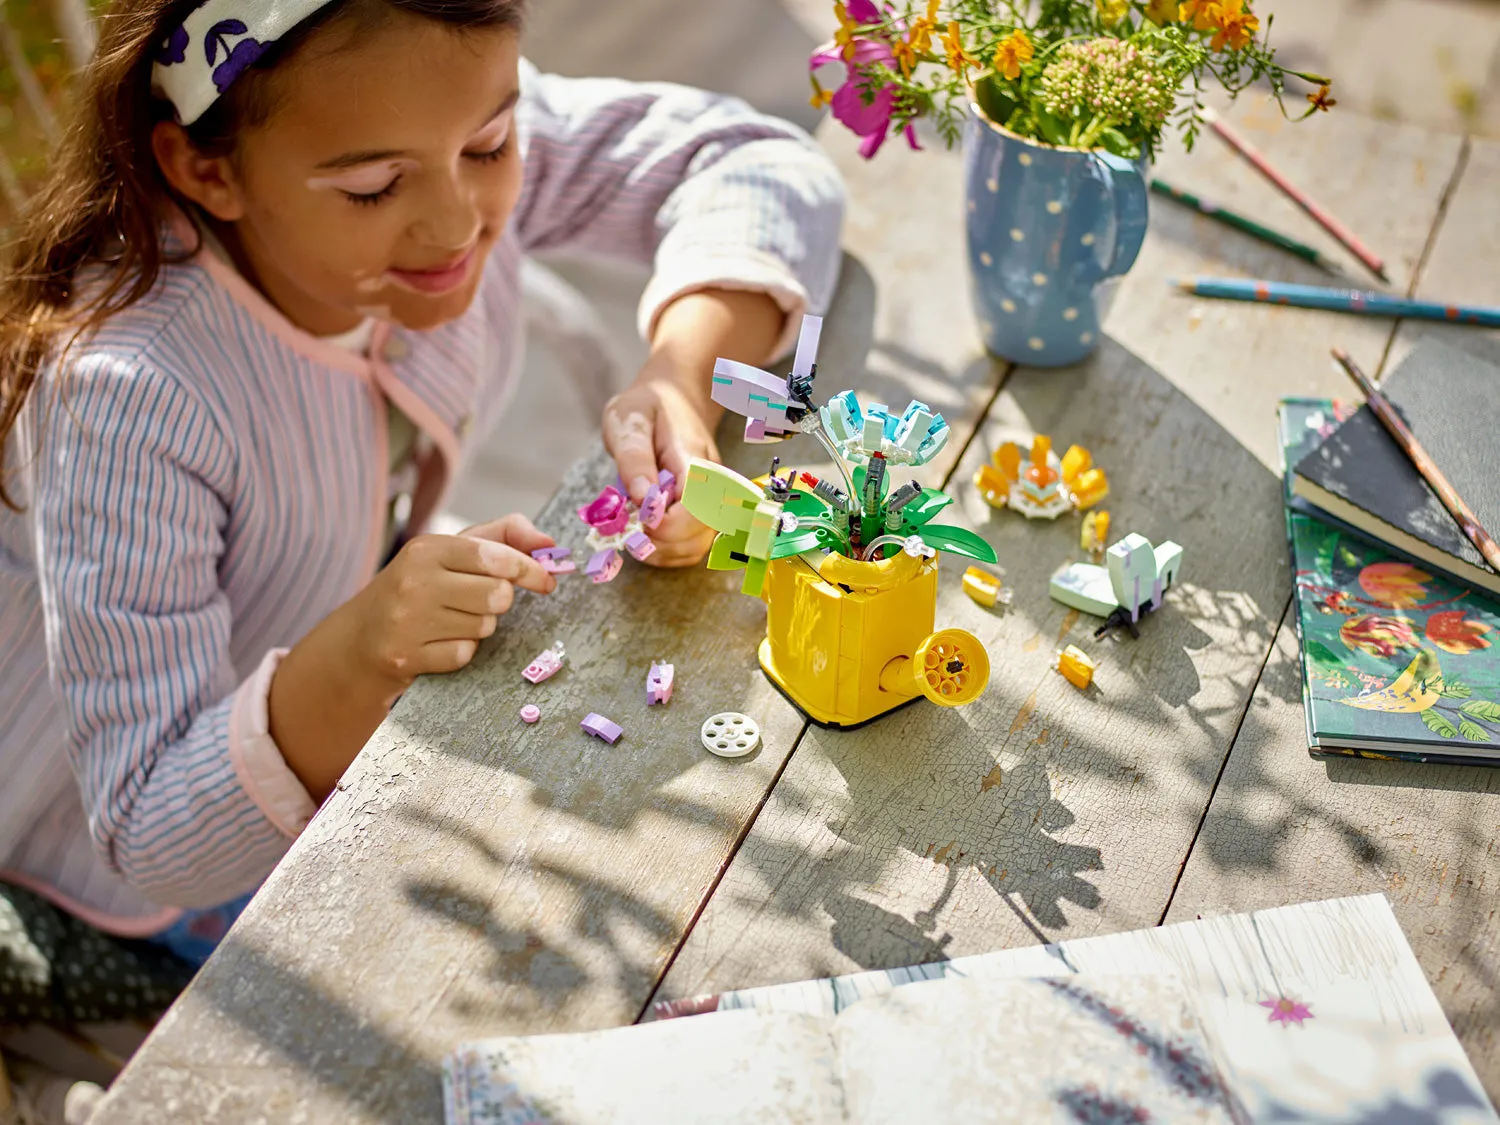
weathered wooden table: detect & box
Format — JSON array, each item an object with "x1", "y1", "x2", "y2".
[{"x1": 94, "y1": 102, "x2": 1500, "y2": 1122}]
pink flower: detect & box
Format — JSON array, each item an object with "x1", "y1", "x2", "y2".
[{"x1": 816, "y1": 5, "x2": 918, "y2": 159}]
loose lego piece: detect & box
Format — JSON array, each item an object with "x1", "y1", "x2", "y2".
[
  {"x1": 580, "y1": 712, "x2": 623, "y2": 744},
  {"x1": 624, "y1": 530, "x2": 656, "y2": 561},
  {"x1": 992, "y1": 442, "x2": 1022, "y2": 482},
  {"x1": 522, "y1": 642, "x2": 566, "y2": 684},
  {"x1": 531, "y1": 546, "x2": 576, "y2": 575},
  {"x1": 519, "y1": 704, "x2": 541, "y2": 723},
  {"x1": 977, "y1": 435, "x2": 1109, "y2": 519},
  {"x1": 1054, "y1": 645, "x2": 1095, "y2": 690},
  {"x1": 584, "y1": 549, "x2": 622, "y2": 584},
  {"x1": 1049, "y1": 533, "x2": 1184, "y2": 637},
  {"x1": 646, "y1": 661, "x2": 674, "y2": 705},
  {"x1": 1080, "y1": 510, "x2": 1110, "y2": 558},
  {"x1": 1071, "y1": 467, "x2": 1109, "y2": 509},
  {"x1": 701, "y1": 712, "x2": 760, "y2": 758},
  {"x1": 1060, "y1": 444, "x2": 1091, "y2": 484},
  {"x1": 962, "y1": 565, "x2": 1006, "y2": 608}
]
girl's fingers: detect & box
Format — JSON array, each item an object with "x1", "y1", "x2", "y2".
[
  {"x1": 463, "y1": 513, "x2": 554, "y2": 554},
  {"x1": 438, "y1": 573, "x2": 518, "y2": 616},
  {"x1": 414, "y1": 638, "x2": 482, "y2": 677},
  {"x1": 603, "y1": 402, "x2": 661, "y2": 503},
  {"x1": 427, "y1": 535, "x2": 554, "y2": 593},
  {"x1": 425, "y1": 606, "x2": 500, "y2": 641}
]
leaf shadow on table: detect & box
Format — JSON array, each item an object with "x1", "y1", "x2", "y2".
[{"x1": 654, "y1": 334, "x2": 1301, "y2": 997}]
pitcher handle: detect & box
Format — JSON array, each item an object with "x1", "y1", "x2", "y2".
[{"x1": 1089, "y1": 153, "x2": 1149, "y2": 279}]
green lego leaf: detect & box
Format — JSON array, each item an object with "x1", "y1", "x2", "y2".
[
  {"x1": 682, "y1": 458, "x2": 764, "y2": 535},
  {"x1": 900, "y1": 488, "x2": 954, "y2": 527},
  {"x1": 769, "y1": 528, "x2": 827, "y2": 559},
  {"x1": 706, "y1": 531, "x2": 750, "y2": 572},
  {"x1": 740, "y1": 557, "x2": 769, "y2": 597},
  {"x1": 919, "y1": 524, "x2": 999, "y2": 564}
]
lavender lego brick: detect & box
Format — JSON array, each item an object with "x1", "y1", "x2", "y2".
[
  {"x1": 580, "y1": 712, "x2": 623, "y2": 744},
  {"x1": 646, "y1": 661, "x2": 674, "y2": 705},
  {"x1": 625, "y1": 531, "x2": 656, "y2": 561},
  {"x1": 531, "y1": 546, "x2": 576, "y2": 575},
  {"x1": 585, "y1": 549, "x2": 622, "y2": 584}
]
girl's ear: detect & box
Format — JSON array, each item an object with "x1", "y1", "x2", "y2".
[{"x1": 151, "y1": 121, "x2": 248, "y2": 221}]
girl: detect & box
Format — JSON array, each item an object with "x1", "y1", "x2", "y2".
[{"x1": 0, "y1": 0, "x2": 843, "y2": 1036}]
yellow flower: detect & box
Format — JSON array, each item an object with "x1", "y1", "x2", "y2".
[
  {"x1": 907, "y1": 0, "x2": 940, "y2": 52},
  {"x1": 834, "y1": 1, "x2": 858, "y2": 61},
  {"x1": 1145, "y1": 0, "x2": 1177, "y2": 24},
  {"x1": 941, "y1": 20, "x2": 979, "y2": 74},
  {"x1": 992, "y1": 28, "x2": 1033, "y2": 81},
  {"x1": 1097, "y1": 0, "x2": 1129, "y2": 24},
  {"x1": 1208, "y1": 0, "x2": 1259, "y2": 50},
  {"x1": 1179, "y1": 0, "x2": 1215, "y2": 29},
  {"x1": 1307, "y1": 82, "x2": 1337, "y2": 112},
  {"x1": 809, "y1": 77, "x2": 834, "y2": 108},
  {"x1": 892, "y1": 36, "x2": 917, "y2": 74}
]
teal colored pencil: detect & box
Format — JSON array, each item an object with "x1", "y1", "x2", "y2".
[
  {"x1": 1149, "y1": 178, "x2": 1340, "y2": 273},
  {"x1": 1171, "y1": 276, "x2": 1500, "y2": 328}
]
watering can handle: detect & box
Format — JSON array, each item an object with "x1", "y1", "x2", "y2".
[{"x1": 1089, "y1": 152, "x2": 1149, "y2": 279}]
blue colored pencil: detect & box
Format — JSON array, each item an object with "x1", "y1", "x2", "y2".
[{"x1": 1171, "y1": 277, "x2": 1500, "y2": 328}]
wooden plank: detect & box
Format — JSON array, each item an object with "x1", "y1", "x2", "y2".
[
  {"x1": 1165, "y1": 615, "x2": 1500, "y2": 1097},
  {"x1": 90, "y1": 121, "x2": 1005, "y2": 1123},
  {"x1": 652, "y1": 109, "x2": 1463, "y2": 1004},
  {"x1": 1109, "y1": 98, "x2": 1461, "y2": 468}
]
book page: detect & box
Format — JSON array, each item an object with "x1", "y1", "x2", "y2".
[
  {"x1": 444, "y1": 1007, "x2": 845, "y2": 1125},
  {"x1": 831, "y1": 974, "x2": 1234, "y2": 1125}
]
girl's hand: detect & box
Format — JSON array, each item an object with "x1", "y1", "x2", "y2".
[
  {"x1": 603, "y1": 288, "x2": 786, "y2": 569},
  {"x1": 603, "y1": 376, "x2": 719, "y2": 568},
  {"x1": 355, "y1": 517, "x2": 556, "y2": 693}
]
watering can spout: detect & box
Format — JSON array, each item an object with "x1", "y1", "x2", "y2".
[{"x1": 878, "y1": 628, "x2": 991, "y2": 707}]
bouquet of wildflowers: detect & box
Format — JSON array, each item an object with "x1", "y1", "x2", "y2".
[{"x1": 809, "y1": 0, "x2": 1334, "y2": 160}]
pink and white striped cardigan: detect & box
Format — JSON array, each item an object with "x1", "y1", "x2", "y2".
[{"x1": 0, "y1": 62, "x2": 844, "y2": 935}]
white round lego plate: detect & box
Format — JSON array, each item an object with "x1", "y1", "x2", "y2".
[{"x1": 701, "y1": 712, "x2": 761, "y2": 758}]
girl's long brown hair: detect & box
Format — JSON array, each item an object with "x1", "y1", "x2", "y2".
[{"x1": 0, "y1": 0, "x2": 523, "y2": 511}]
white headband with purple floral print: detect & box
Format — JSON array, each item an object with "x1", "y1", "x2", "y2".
[{"x1": 151, "y1": 0, "x2": 335, "y2": 126}]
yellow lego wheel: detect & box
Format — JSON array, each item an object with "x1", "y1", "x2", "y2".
[{"x1": 915, "y1": 629, "x2": 990, "y2": 706}]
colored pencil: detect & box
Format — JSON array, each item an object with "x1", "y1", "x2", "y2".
[
  {"x1": 1170, "y1": 276, "x2": 1500, "y2": 328},
  {"x1": 1201, "y1": 106, "x2": 1388, "y2": 282},
  {"x1": 1149, "y1": 178, "x2": 1341, "y2": 272},
  {"x1": 1332, "y1": 347, "x2": 1500, "y2": 574}
]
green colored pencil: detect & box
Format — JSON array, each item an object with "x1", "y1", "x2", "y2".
[{"x1": 1149, "y1": 177, "x2": 1341, "y2": 273}]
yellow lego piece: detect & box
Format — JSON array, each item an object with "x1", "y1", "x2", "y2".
[
  {"x1": 991, "y1": 442, "x2": 1022, "y2": 482},
  {"x1": 1060, "y1": 444, "x2": 1091, "y2": 484},
  {"x1": 1071, "y1": 467, "x2": 1109, "y2": 509},
  {"x1": 974, "y1": 463, "x2": 1010, "y2": 508},
  {"x1": 962, "y1": 565, "x2": 1002, "y2": 608},
  {"x1": 1054, "y1": 645, "x2": 1095, "y2": 691},
  {"x1": 1080, "y1": 510, "x2": 1111, "y2": 555}
]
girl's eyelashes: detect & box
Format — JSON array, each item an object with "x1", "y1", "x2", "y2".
[
  {"x1": 464, "y1": 136, "x2": 511, "y2": 164},
  {"x1": 343, "y1": 179, "x2": 401, "y2": 206},
  {"x1": 334, "y1": 139, "x2": 509, "y2": 206}
]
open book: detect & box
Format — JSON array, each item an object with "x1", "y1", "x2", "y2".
[
  {"x1": 445, "y1": 973, "x2": 1233, "y2": 1123},
  {"x1": 445, "y1": 896, "x2": 1497, "y2": 1124}
]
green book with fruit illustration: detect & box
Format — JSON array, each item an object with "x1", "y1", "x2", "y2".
[{"x1": 1280, "y1": 398, "x2": 1500, "y2": 765}]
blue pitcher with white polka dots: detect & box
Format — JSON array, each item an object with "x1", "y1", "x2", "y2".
[{"x1": 964, "y1": 107, "x2": 1149, "y2": 367}]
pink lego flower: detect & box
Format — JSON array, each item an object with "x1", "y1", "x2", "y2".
[{"x1": 1258, "y1": 996, "x2": 1313, "y2": 1027}]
